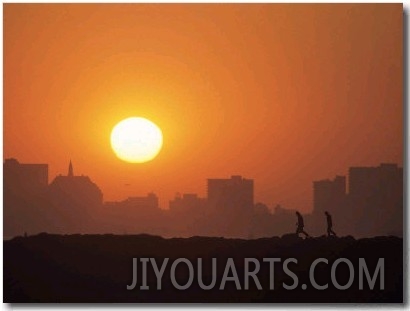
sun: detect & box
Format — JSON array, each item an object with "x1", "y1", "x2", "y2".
[{"x1": 110, "y1": 117, "x2": 163, "y2": 163}]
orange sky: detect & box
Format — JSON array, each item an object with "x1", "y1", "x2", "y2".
[{"x1": 4, "y1": 4, "x2": 403, "y2": 212}]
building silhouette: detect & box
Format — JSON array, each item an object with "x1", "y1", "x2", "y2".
[
  {"x1": 310, "y1": 163, "x2": 403, "y2": 237},
  {"x1": 4, "y1": 158, "x2": 48, "y2": 195},
  {"x1": 207, "y1": 175, "x2": 254, "y2": 212},
  {"x1": 207, "y1": 175, "x2": 254, "y2": 237},
  {"x1": 3, "y1": 158, "x2": 403, "y2": 238},
  {"x1": 104, "y1": 192, "x2": 159, "y2": 213},
  {"x1": 313, "y1": 176, "x2": 346, "y2": 215},
  {"x1": 169, "y1": 193, "x2": 206, "y2": 212},
  {"x1": 49, "y1": 161, "x2": 103, "y2": 207},
  {"x1": 348, "y1": 163, "x2": 403, "y2": 236},
  {"x1": 120, "y1": 192, "x2": 159, "y2": 209},
  {"x1": 349, "y1": 163, "x2": 402, "y2": 199},
  {"x1": 167, "y1": 193, "x2": 207, "y2": 236},
  {"x1": 48, "y1": 161, "x2": 103, "y2": 233},
  {"x1": 103, "y1": 193, "x2": 164, "y2": 235},
  {"x1": 4, "y1": 159, "x2": 50, "y2": 237},
  {"x1": 68, "y1": 160, "x2": 74, "y2": 177}
]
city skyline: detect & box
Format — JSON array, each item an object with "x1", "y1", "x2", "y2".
[
  {"x1": 4, "y1": 4, "x2": 403, "y2": 213},
  {"x1": 3, "y1": 157, "x2": 403, "y2": 212},
  {"x1": 4, "y1": 157, "x2": 403, "y2": 239}
]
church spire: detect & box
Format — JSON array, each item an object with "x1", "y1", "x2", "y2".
[{"x1": 68, "y1": 160, "x2": 73, "y2": 177}]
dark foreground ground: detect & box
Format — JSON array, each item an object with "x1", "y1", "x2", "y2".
[{"x1": 4, "y1": 233, "x2": 403, "y2": 303}]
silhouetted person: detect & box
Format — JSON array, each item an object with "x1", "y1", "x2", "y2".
[
  {"x1": 295, "y1": 211, "x2": 310, "y2": 237},
  {"x1": 324, "y1": 211, "x2": 337, "y2": 237}
]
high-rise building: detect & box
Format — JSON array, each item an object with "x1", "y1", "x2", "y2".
[
  {"x1": 3, "y1": 158, "x2": 50, "y2": 237},
  {"x1": 349, "y1": 163, "x2": 402, "y2": 199},
  {"x1": 348, "y1": 163, "x2": 403, "y2": 236},
  {"x1": 206, "y1": 175, "x2": 254, "y2": 237},
  {"x1": 207, "y1": 175, "x2": 254, "y2": 211},
  {"x1": 313, "y1": 175, "x2": 346, "y2": 214},
  {"x1": 4, "y1": 158, "x2": 48, "y2": 195}
]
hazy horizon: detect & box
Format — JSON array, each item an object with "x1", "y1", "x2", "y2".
[{"x1": 2, "y1": 157, "x2": 403, "y2": 213}]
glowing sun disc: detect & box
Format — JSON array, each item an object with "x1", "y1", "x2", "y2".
[{"x1": 110, "y1": 117, "x2": 163, "y2": 163}]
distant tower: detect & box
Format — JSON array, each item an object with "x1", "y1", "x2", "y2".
[{"x1": 68, "y1": 160, "x2": 73, "y2": 177}]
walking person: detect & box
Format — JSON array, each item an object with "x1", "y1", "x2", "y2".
[
  {"x1": 325, "y1": 211, "x2": 337, "y2": 237},
  {"x1": 295, "y1": 211, "x2": 310, "y2": 238}
]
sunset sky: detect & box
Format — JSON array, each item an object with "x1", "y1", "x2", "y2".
[{"x1": 4, "y1": 4, "x2": 403, "y2": 212}]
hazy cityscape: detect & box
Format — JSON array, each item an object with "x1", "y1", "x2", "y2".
[{"x1": 4, "y1": 158, "x2": 403, "y2": 239}]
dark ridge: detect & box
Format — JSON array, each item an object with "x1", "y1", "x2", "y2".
[{"x1": 4, "y1": 233, "x2": 402, "y2": 303}]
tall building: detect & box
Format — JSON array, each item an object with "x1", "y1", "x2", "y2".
[
  {"x1": 207, "y1": 175, "x2": 254, "y2": 211},
  {"x1": 349, "y1": 163, "x2": 402, "y2": 199},
  {"x1": 206, "y1": 175, "x2": 254, "y2": 238},
  {"x1": 4, "y1": 159, "x2": 50, "y2": 237},
  {"x1": 348, "y1": 163, "x2": 403, "y2": 236},
  {"x1": 313, "y1": 175, "x2": 346, "y2": 214},
  {"x1": 4, "y1": 158, "x2": 48, "y2": 195}
]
